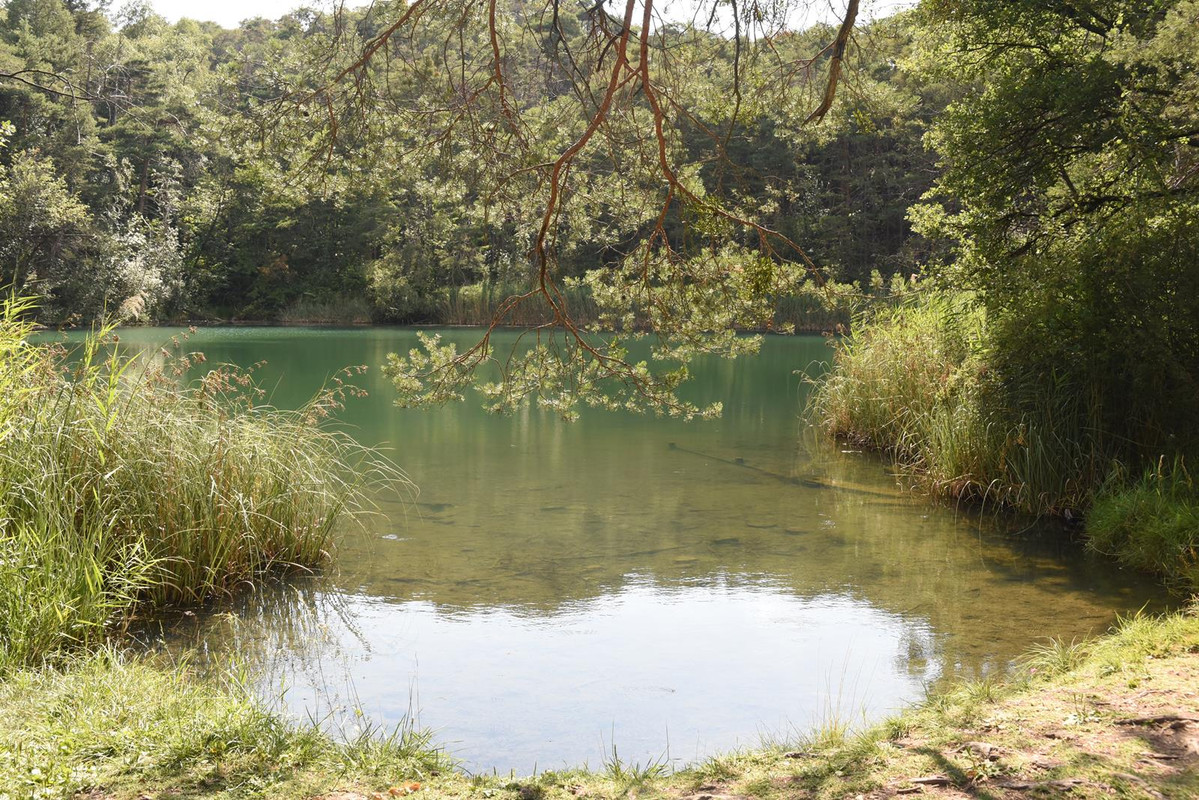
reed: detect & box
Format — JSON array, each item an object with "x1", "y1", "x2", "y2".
[
  {"x1": 279, "y1": 293, "x2": 373, "y2": 325},
  {"x1": 1087, "y1": 459, "x2": 1199, "y2": 594},
  {"x1": 441, "y1": 280, "x2": 600, "y2": 327},
  {"x1": 0, "y1": 296, "x2": 395, "y2": 668},
  {"x1": 809, "y1": 291, "x2": 1199, "y2": 590},
  {"x1": 809, "y1": 294, "x2": 1113, "y2": 516}
]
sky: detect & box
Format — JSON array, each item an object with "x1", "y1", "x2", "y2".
[{"x1": 147, "y1": 0, "x2": 912, "y2": 31}]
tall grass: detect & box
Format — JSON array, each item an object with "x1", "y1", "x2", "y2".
[
  {"x1": 772, "y1": 292, "x2": 851, "y2": 332},
  {"x1": 810, "y1": 292, "x2": 1199, "y2": 592},
  {"x1": 809, "y1": 294, "x2": 1112, "y2": 515},
  {"x1": 1087, "y1": 460, "x2": 1199, "y2": 594},
  {"x1": 441, "y1": 280, "x2": 600, "y2": 327},
  {"x1": 0, "y1": 296, "x2": 395, "y2": 669},
  {"x1": 280, "y1": 293, "x2": 373, "y2": 325}
]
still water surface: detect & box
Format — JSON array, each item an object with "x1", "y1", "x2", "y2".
[{"x1": 92, "y1": 327, "x2": 1166, "y2": 773}]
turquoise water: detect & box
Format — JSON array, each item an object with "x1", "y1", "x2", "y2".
[{"x1": 77, "y1": 326, "x2": 1166, "y2": 774}]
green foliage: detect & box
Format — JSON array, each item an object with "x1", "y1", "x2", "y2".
[
  {"x1": 1087, "y1": 460, "x2": 1199, "y2": 594},
  {"x1": 0, "y1": 294, "x2": 395, "y2": 669},
  {"x1": 0, "y1": 149, "x2": 93, "y2": 292},
  {"x1": 0, "y1": 0, "x2": 935, "y2": 333},
  {"x1": 911, "y1": 0, "x2": 1199, "y2": 467},
  {"x1": 0, "y1": 651, "x2": 452, "y2": 797}
]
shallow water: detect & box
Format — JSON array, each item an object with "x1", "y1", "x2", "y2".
[{"x1": 81, "y1": 327, "x2": 1167, "y2": 773}]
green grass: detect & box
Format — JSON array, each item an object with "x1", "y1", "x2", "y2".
[
  {"x1": 0, "y1": 295, "x2": 397, "y2": 670},
  {"x1": 440, "y1": 281, "x2": 600, "y2": 328},
  {"x1": 0, "y1": 651, "x2": 454, "y2": 799},
  {"x1": 1087, "y1": 460, "x2": 1199, "y2": 594}
]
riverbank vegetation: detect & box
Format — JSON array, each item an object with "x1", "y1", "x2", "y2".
[
  {"x1": 0, "y1": 294, "x2": 390, "y2": 670},
  {"x1": 812, "y1": 296, "x2": 1199, "y2": 594},
  {"x1": 811, "y1": 0, "x2": 1199, "y2": 594}
]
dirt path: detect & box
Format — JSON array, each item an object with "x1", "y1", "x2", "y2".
[{"x1": 667, "y1": 610, "x2": 1199, "y2": 800}]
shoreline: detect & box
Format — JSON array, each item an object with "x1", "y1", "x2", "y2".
[{"x1": 4, "y1": 606, "x2": 1195, "y2": 798}]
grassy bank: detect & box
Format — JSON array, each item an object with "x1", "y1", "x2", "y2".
[
  {"x1": 0, "y1": 651, "x2": 455, "y2": 799},
  {"x1": 0, "y1": 296, "x2": 393, "y2": 670},
  {"x1": 809, "y1": 294, "x2": 1199, "y2": 595},
  {"x1": 648, "y1": 605, "x2": 1199, "y2": 800},
  {"x1": 5, "y1": 607, "x2": 1195, "y2": 799}
]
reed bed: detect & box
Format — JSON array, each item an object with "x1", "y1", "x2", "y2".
[
  {"x1": 441, "y1": 280, "x2": 601, "y2": 327},
  {"x1": 279, "y1": 293, "x2": 373, "y2": 325},
  {"x1": 0, "y1": 296, "x2": 395, "y2": 669},
  {"x1": 809, "y1": 294, "x2": 1107, "y2": 516},
  {"x1": 810, "y1": 292, "x2": 1199, "y2": 592},
  {"x1": 772, "y1": 292, "x2": 852, "y2": 332}
]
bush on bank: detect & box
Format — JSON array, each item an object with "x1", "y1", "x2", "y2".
[{"x1": 1088, "y1": 460, "x2": 1199, "y2": 595}]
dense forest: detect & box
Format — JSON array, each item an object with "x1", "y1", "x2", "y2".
[{"x1": 0, "y1": 0, "x2": 938, "y2": 324}]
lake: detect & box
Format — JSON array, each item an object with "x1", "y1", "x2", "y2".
[{"x1": 82, "y1": 326, "x2": 1167, "y2": 774}]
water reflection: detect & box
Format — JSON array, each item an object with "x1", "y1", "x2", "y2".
[
  {"x1": 84, "y1": 327, "x2": 1169, "y2": 773},
  {"x1": 156, "y1": 580, "x2": 939, "y2": 773}
]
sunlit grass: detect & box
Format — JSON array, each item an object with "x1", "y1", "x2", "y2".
[
  {"x1": 280, "y1": 293, "x2": 374, "y2": 325},
  {"x1": 0, "y1": 295, "x2": 401, "y2": 670},
  {"x1": 0, "y1": 650, "x2": 453, "y2": 798},
  {"x1": 1088, "y1": 459, "x2": 1199, "y2": 594},
  {"x1": 809, "y1": 293, "x2": 1136, "y2": 518}
]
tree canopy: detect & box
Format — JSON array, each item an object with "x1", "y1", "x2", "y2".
[{"x1": 911, "y1": 0, "x2": 1199, "y2": 461}]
